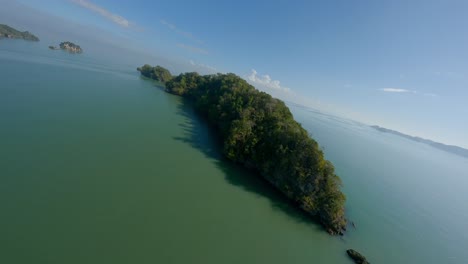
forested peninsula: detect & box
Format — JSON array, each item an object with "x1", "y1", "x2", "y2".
[
  {"x1": 138, "y1": 64, "x2": 347, "y2": 235},
  {"x1": 372, "y1": 125, "x2": 468, "y2": 159},
  {"x1": 0, "y1": 24, "x2": 39, "y2": 41}
]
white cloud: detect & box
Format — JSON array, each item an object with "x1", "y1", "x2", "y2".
[
  {"x1": 379, "y1": 88, "x2": 438, "y2": 97},
  {"x1": 177, "y1": 43, "x2": 209, "y2": 55},
  {"x1": 72, "y1": 0, "x2": 133, "y2": 28},
  {"x1": 380, "y1": 88, "x2": 412, "y2": 93},
  {"x1": 161, "y1": 20, "x2": 202, "y2": 44},
  {"x1": 247, "y1": 69, "x2": 292, "y2": 93}
]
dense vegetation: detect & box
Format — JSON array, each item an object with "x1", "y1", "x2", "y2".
[
  {"x1": 139, "y1": 65, "x2": 346, "y2": 234},
  {"x1": 59, "y1": 41, "x2": 82, "y2": 53},
  {"x1": 137, "y1": 64, "x2": 173, "y2": 83},
  {"x1": 347, "y1": 249, "x2": 370, "y2": 264},
  {"x1": 0, "y1": 24, "x2": 39, "y2": 41}
]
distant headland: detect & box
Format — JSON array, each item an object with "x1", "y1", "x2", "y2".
[
  {"x1": 0, "y1": 24, "x2": 39, "y2": 41},
  {"x1": 371, "y1": 125, "x2": 468, "y2": 159},
  {"x1": 49, "y1": 41, "x2": 83, "y2": 53}
]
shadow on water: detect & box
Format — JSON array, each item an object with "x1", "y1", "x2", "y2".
[{"x1": 173, "y1": 97, "x2": 325, "y2": 233}]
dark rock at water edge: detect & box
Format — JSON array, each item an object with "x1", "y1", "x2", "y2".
[{"x1": 346, "y1": 249, "x2": 370, "y2": 264}]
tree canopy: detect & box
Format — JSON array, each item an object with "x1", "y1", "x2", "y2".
[
  {"x1": 139, "y1": 65, "x2": 347, "y2": 234},
  {"x1": 137, "y1": 65, "x2": 173, "y2": 83},
  {"x1": 0, "y1": 24, "x2": 39, "y2": 41},
  {"x1": 59, "y1": 41, "x2": 82, "y2": 53}
]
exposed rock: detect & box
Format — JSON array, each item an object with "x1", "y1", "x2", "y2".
[
  {"x1": 59, "y1": 41, "x2": 83, "y2": 53},
  {"x1": 346, "y1": 249, "x2": 370, "y2": 264}
]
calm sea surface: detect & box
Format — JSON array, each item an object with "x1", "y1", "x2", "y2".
[{"x1": 1, "y1": 40, "x2": 467, "y2": 263}]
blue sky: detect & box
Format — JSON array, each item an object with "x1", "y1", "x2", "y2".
[{"x1": 3, "y1": 0, "x2": 468, "y2": 148}]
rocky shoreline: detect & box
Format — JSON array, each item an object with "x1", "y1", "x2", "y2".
[{"x1": 49, "y1": 41, "x2": 83, "y2": 53}]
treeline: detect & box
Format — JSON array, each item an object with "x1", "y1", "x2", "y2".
[
  {"x1": 137, "y1": 64, "x2": 173, "y2": 83},
  {"x1": 0, "y1": 24, "x2": 39, "y2": 41},
  {"x1": 138, "y1": 65, "x2": 347, "y2": 234}
]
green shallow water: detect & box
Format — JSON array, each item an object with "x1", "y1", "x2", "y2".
[{"x1": 1, "y1": 41, "x2": 467, "y2": 263}]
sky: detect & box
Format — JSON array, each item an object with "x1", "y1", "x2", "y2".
[{"x1": 2, "y1": 0, "x2": 468, "y2": 148}]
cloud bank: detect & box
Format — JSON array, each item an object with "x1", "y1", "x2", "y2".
[
  {"x1": 72, "y1": 0, "x2": 133, "y2": 28},
  {"x1": 247, "y1": 69, "x2": 291, "y2": 93}
]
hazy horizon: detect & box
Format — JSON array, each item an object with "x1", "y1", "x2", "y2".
[
  {"x1": 2, "y1": 0, "x2": 467, "y2": 148},
  {"x1": 2, "y1": 6, "x2": 468, "y2": 263}
]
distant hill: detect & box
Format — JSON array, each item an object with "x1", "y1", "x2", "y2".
[
  {"x1": 371, "y1": 125, "x2": 468, "y2": 159},
  {"x1": 0, "y1": 24, "x2": 39, "y2": 41}
]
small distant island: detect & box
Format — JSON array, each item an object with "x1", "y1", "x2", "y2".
[
  {"x1": 371, "y1": 125, "x2": 468, "y2": 159},
  {"x1": 0, "y1": 24, "x2": 39, "y2": 41},
  {"x1": 138, "y1": 64, "x2": 347, "y2": 235},
  {"x1": 49, "y1": 41, "x2": 83, "y2": 53}
]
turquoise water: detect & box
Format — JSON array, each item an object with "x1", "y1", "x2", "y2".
[{"x1": 1, "y1": 40, "x2": 467, "y2": 263}]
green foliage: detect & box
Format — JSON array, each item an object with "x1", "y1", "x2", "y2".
[
  {"x1": 137, "y1": 65, "x2": 173, "y2": 83},
  {"x1": 59, "y1": 41, "x2": 83, "y2": 53},
  {"x1": 138, "y1": 64, "x2": 347, "y2": 234},
  {"x1": 0, "y1": 24, "x2": 39, "y2": 41}
]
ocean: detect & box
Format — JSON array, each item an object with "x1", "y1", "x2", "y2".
[{"x1": 1, "y1": 40, "x2": 467, "y2": 263}]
